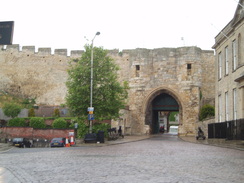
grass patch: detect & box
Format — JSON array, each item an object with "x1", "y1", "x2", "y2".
[{"x1": 0, "y1": 91, "x2": 35, "y2": 109}]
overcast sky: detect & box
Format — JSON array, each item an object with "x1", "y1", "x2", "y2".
[{"x1": 0, "y1": 0, "x2": 239, "y2": 53}]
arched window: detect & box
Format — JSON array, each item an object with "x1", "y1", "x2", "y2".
[{"x1": 238, "y1": 33, "x2": 243, "y2": 66}]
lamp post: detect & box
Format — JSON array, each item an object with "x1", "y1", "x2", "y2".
[{"x1": 89, "y1": 31, "x2": 100, "y2": 134}]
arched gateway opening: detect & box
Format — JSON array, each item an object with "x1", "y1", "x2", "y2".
[{"x1": 144, "y1": 89, "x2": 182, "y2": 134}]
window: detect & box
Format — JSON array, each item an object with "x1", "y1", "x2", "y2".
[
  {"x1": 187, "y1": 64, "x2": 191, "y2": 76},
  {"x1": 238, "y1": 33, "x2": 242, "y2": 65},
  {"x1": 232, "y1": 40, "x2": 237, "y2": 70},
  {"x1": 187, "y1": 64, "x2": 191, "y2": 69},
  {"x1": 233, "y1": 89, "x2": 237, "y2": 120},
  {"x1": 225, "y1": 92, "x2": 229, "y2": 121},
  {"x1": 136, "y1": 65, "x2": 140, "y2": 71},
  {"x1": 218, "y1": 52, "x2": 222, "y2": 79},
  {"x1": 225, "y1": 46, "x2": 228, "y2": 75},
  {"x1": 135, "y1": 65, "x2": 140, "y2": 77},
  {"x1": 218, "y1": 95, "x2": 222, "y2": 122}
]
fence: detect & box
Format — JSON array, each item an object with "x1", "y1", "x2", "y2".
[
  {"x1": 0, "y1": 107, "x2": 69, "y2": 120},
  {"x1": 208, "y1": 118, "x2": 244, "y2": 140}
]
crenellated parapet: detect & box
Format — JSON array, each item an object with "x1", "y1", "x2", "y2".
[
  {"x1": 22, "y1": 46, "x2": 35, "y2": 53},
  {"x1": 0, "y1": 44, "x2": 85, "y2": 58}
]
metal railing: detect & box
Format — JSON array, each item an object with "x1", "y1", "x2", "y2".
[{"x1": 208, "y1": 118, "x2": 244, "y2": 140}]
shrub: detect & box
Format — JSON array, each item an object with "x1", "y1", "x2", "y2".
[
  {"x1": 53, "y1": 108, "x2": 60, "y2": 117},
  {"x1": 21, "y1": 98, "x2": 36, "y2": 109},
  {"x1": 74, "y1": 119, "x2": 111, "y2": 138},
  {"x1": 199, "y1": 104, "x2": 215, "y2": 121},
  {"x1": 52, "y1": 118, "x2": 67, "y2": 129},
  {"x1": 28, "y1": 108, "x2": 35, "y2": 117},
  {"x1": 3, "y1": 103, "x2": 21, "y2": 118},
  {"x1": 8, "y1": 118, "x2": 26, "y2": 127},
  {"x1": 77, "y1": 121, "x2": 89, "y2": 138},
  {"x1": 29, "y1": 117, "x2": 46, "y2": 128},
  {"x1": 67, "y1": 117, "x2": 88, "y2": 138}
]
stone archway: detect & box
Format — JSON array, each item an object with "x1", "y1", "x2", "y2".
[{"x1": 142, "y1": 87, "x2": 183, "y2": 134}]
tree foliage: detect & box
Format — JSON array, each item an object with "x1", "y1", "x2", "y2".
[
  {"x1": 92, "y1": 123, "x2": 111, "y2": 138},
  {"x1": 72, "y1": 117, "x2": 111, "y2": 138},
  {"x1": 76, "y1": 120, "x2": 89, "y2": 138},
  {"x1": 3, "y1": 103, "x2": 21, "y2": 118},
  {"x1": 66, "y1": 45, "x2": 128, "y2": 120}
]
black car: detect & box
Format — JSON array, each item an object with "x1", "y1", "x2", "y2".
[
  {"x1": 12, "y1": 138, "x2": 32, "y2": 148},
  {"x1": 50, "y1": 138, "x2": 66, "y2": 147}
]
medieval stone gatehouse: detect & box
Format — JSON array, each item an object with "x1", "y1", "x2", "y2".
[
  {"x1": 0, "y1": 45, "x2": 215, "y2": 136},
  {"x1": 111, "y1": 47, "x2": 215, "y2": 135}
]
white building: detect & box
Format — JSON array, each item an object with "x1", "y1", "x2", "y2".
[{"x1": 212, "y1": 0, "x2": 244, "y2": 123}]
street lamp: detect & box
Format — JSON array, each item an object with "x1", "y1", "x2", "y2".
[{"x1": 89, "y1": 31, "x2": 100, "y2": 134}]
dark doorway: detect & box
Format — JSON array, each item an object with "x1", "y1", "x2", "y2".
[{"x1": 151, "y1": 93, "x2": 179, "y2": 134}]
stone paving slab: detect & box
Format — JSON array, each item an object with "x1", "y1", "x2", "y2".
[
  {"x1": 0, "y1": 167, "x2": 21, "y2": 183},
  {"x1": 0, "y1": 143, "x2": 13, "y2": 153},
  {"x1": 179, "y1": 136, "x2": 244, "y2": 151},
  {"x1": 75, "y1": 135, "x2": 150, "y2": 147},
  {"x1": 0, "y1": 134, "x2": 243, "y2": 182},
  {"x1": 1, "y1": 134, "x2": 244, "y2": 183},
  {"x1": 1, "y1": 135, "x2": 244, "y2": 152}
]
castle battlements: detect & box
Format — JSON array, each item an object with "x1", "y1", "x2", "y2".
[
  {"x1": 1, "y1": 44, "x2": 213, "y2": 60},
  {"x1": 0, "y1": 44, "x2": 85, "y2": 58}
]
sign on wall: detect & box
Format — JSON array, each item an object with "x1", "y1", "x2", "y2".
[{"x1": 0, "y1": 21, "x2": 14, "y2": 45}]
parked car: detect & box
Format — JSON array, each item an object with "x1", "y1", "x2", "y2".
[
  {"x1": 12, "y1": 138, "x2": 32, "y2": 148},
  {"x1": 50, "y1": 138, "x2": 66, "y2": 147}
]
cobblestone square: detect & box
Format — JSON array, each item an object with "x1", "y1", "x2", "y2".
[{"x1": 0, "y1": 135, "x2": 243, "y2": 183}]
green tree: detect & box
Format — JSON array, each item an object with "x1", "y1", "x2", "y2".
[
  {"x1": 3, "y1": 103, "x2": 21, "y2": 118},
  {"x1": 66, "y1": 45, "x2": 128, "y2": 120}
]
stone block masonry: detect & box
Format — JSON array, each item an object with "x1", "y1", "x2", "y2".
[
  {"x1": 0, "y1": 45, "x2": 215, "y2": 135},
  {"x1": 0, "y1": 127, "x2": 74, "y2": 140}
]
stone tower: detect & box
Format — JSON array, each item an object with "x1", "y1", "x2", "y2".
[{"x1": 109, "y1": 47, "x2": 215, "y2": 135}]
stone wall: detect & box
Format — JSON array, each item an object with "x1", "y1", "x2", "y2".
[
  {"x1": 196, "y1": 117, "x2": 215, "y2": 138},
  {"x1": 0, "y1": 45, "x2": 215, "y2": 135},
  {"x1": 0, "y1": 45, "x2": 75, "y2": 105},
  {"x1": 0, "y1": 127, "x2": 74, "y2": 140},
  {"x1": 109, "y1": 47, "x2": 215, "y2": 135}
]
